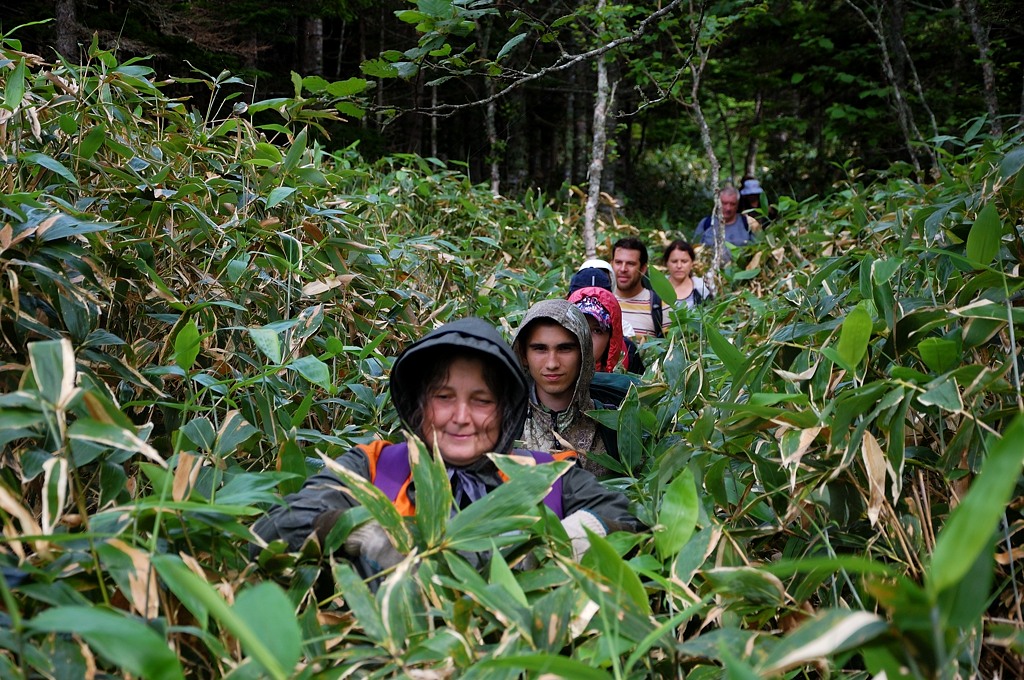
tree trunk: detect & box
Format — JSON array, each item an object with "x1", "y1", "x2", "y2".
[
  {"x1": 962, "y1": 0, "x2": 1001, "y2": 135},
  {"x1": 687, "y1": 2, "x2": 723, "y2": 291},
  {"x1": 744, "y1": 92, "x2": 762, "y2": 178},
  {"x1": 480, "y1": 20, "x2": 501, "y2": 195},
  {"x1": 301, "y1": 16, "x2": 324, "y2": 76},
  {"x1": 583, "y1": 4, "x2": 613, "y2": 260},
  {"x1": 843, "y1": 0, "x2": 931, "y2": 176},
  {"x1": 54, "y1": 0, "x2": 77, "y2": 60}
]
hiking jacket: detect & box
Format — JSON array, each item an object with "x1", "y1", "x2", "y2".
[
  {"x1": 567, "y1": 286, "x2": 626, "y2": 373},
  {"x1": 695, "y1": 214, "x2": 757, "y2": 248},
  {"x1": 251, "y1": 317, "x2": 640, "y2": 553},
  {"x1": 512, "y1": 301, "x2": 619, "y2": 476}
]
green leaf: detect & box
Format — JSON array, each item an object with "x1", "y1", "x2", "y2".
[
  {"x1": 253, "y1": 142, "x2": 283, "y2": 163},
  {"x1": 965, "y1": 203, "x2": 1001, "y2": 266},
  {"x1": 929, "y1": 415, "x2": 1024, "y2": 594},
  {"x1": 233, "y1": 583, "x2": 302, "y2": 676},
  {"x1": 249, "y1": 327, "x2": 283, "y2": 364},
  {"x1": 27, "y1": 606, "x2": 184, "y2": 680},
  {"x1": 408, "y1": 434, "x2": 451, "y2": 548},
  {"x1": 281, "y1": 128, "x2": 307, "y2": 172},
  {"x1": 655, "y1": 467, "x2": 698, "y2": 560},
  {"x1": 3, "y1": 58, "x2": 26, "y2": 110},
  {"x1": 288, "y1": 355, "x2": 332, "y2": 389},
  {"x1": 582, "y1": 530, "x2": 651, "y2": 616},
  {"x1": 173, "y1": 319, "x2": 201, "y2": 372},
  {"x1": 916, "y1": 379, "x2": 962, "y2": 411},
  {"x1": 447, "y1": 458, "x2": 568, "y2": 550},
  {"x1": 647, "y1": 265, "x2": 677, "y2": 307},
  {"x1": 68, "y1": 419, "x2": 162, "y2": 464},
  {"x1": 80, "y1": 124, "x2": 106, "y2": 160},
  {"x1": 212, "y1": 411, "x2": 259, "y2": 458},
  {"x1": 180, "y1": 417, "x2": 216, "y2": 451},
  {"x1": 917, "y1": 337, "x2": 959, "y2": 373},
  {"x1": 320, "y1": 453, "x2": 414, "y2": 552},
  {"x1": 836, "y1": 304, "x2": 872, "y2": 370},
  {"x1": 332, "y1": 561, "x2": 386, "y2": 642},
  {"x1": 496, "y1": 33, "x2": 528, "y2": 61},
  {"x1": 477, "y1": 654, "x2": 613, "y2": 680},
  {"x1": 616, "y1": 387, "x2": 643, "y2": 472},
  {"x1": 488, "y1": 546, "x2": 528, "y2": 608},
  {"x1": 705, "y1": 325, "x2": 745, "y2": 378},
  {"x1": 999, "y1": 145, "x2": 1024, "y2": 180},
  {"x1": 266, "y1": 186, "x2": 297, "y2": 208},
  {"x1": 28, "y1": 338, "x2": 77, "y2": 408},
  {"x1": 325, "y1": 77, "x2": 369, "y2": 97},
  {"x1": 151, "y1": 555, "x2": 291, "y2": 680},
  {"x1": 758, "y1": 609, "x2": 888, "y2": 675},
  {"x1": 22, "y1": 152, "x2": 80, "y2": 187}
]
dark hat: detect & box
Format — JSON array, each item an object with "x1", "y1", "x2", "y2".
[{"x1": 569, "y1": 267, "x2": 613, "y2": 294}]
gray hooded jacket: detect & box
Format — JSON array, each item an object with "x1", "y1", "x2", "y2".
[{"x1": 512, "y1": 300, "x2": 613, "y2": 475}]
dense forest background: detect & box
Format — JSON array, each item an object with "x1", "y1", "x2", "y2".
[{"x1": 8, "y1": 0, "x2": 1024, "y2": 227}]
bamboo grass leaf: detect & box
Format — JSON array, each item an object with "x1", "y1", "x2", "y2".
[
  {"x1": 152, "y1": 555, "x2": 293, "y2": 680},
  {"x1": 26, "y1": 605, "x2": 185, "y2": 680},
  {"x1": 22, "y1": 152, "x2": 80, "y2": 187},
  {"x1": 580, "y1": 530, "x2": 651, "y2": 616},
  {"x1": 249, "y1": 327, "x2": 283, "y2": 364},
  {"x1": 319, "y1": 452, "x2": 414, "y2": 552},
  {"x1": 705, "y1": 325, "x2": 745, "y2": 378},
  {"x1": 965, "y1": 203, "x2": 1001, "y2": 266},
  {"x1": 655, "y1": 466, "x2": 698, "y2": 560},
  {"x1": 408, "y1": 434, "x2": 451, "y2": 548},
  {"x1": 647, "y1": 265, "x2": 677, "y2": 306},
  {"x1": 476, "y1": 654, "x2": 613, "y2": 679},
  {"x1": 929, "y1": 415, "x2": 1024, "y2": 594},
  {"x1": 289, "y1": 355, "x2": 332, "y2": 390},
  {"x1": 758, "y1": 610, "x2": 889, "y2": 675},
  {"x1": 3, "y1": 58, "x2": 26, "y2": 110},
  {"x1": 68, "y1": 419, "x2": 165, "y2": 466},
  {"x1": 836, "y1": 304, "x2": 872, "y2": 370},
  {"x1": 28, "y1": 338, "x2": 78, "y2": 409},
  {"x1": 173, "y1": 319, "x2": 201, "y2": 372}
]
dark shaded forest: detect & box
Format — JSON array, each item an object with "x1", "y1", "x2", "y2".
[{"x1": 7, "y1": 0, "x2": 1024, "y2": 225}]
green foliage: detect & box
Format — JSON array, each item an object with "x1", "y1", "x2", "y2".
[{"x1": 1, "y1": 34, "x2": 1022, "y2": 679}]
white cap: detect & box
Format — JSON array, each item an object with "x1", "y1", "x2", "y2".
[{"x1": 740, "y1": 178, "x2": 762, "y2": 196}]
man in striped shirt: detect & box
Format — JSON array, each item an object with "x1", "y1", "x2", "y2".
[{"x1": 611, "y1": 237, "x2": 666, "y2": 338}]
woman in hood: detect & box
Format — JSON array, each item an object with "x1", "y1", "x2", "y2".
[{"x1": 251, "y1": 317, "x2": 639, "y2": 573}]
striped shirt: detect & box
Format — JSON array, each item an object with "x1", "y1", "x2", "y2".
[{"x1": 617, "y1": 289, "x2": 664, "y2": 337}]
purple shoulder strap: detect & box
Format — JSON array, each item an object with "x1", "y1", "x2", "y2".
[
  {"x1": 373, "y1": 442, "x2": 411, "y2": 502},
  {"x1": 516, "y1": 449, "x2": 565, "y2": 519}
]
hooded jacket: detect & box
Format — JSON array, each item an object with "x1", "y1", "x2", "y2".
[
  {"x1": 389, "y1": 317, "x2": 528, "y2": 455},
  {"x1": 512, "y1": 301, "x2": 615, "y2": 475},
  {"x1": 567, "y1": 286, "x2": 626, "y2": 373},
  {"x1": 251, "y1": 317, "x2": 638, "y2": 554}
]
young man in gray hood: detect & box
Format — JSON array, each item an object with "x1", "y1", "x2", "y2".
[{"x1": 512, "y1": 300, "x2": 618, "y2": 476}]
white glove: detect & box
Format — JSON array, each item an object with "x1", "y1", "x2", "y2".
[
  {"x1": 561, "y1": 510, "x2": 607, "y2": 560},
  {"x1": 343, "y1": 520, "x2": 405, "y2": 573}
]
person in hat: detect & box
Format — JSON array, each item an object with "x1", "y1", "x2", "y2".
[
  {"x1": 250, "y1": 318, "x2": 641, "y2": 574},
  {"x1": 739, "y1": 176, "x2": 773, "y2": 228}
]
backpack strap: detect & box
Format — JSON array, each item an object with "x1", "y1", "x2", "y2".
[
  {"x1": 359, "y1": 441, "x2": 416, "y2": 516},
  {"x1": 503, "y1": 450, "x2": 566, "y2": 519},
  {"x1": 650, "y1": 289, "x2": 664, "y2": 338}
]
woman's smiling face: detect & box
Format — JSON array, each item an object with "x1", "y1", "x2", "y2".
[{"x1": 420, "y1": 356, "x2": 501, "y2": 465}]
